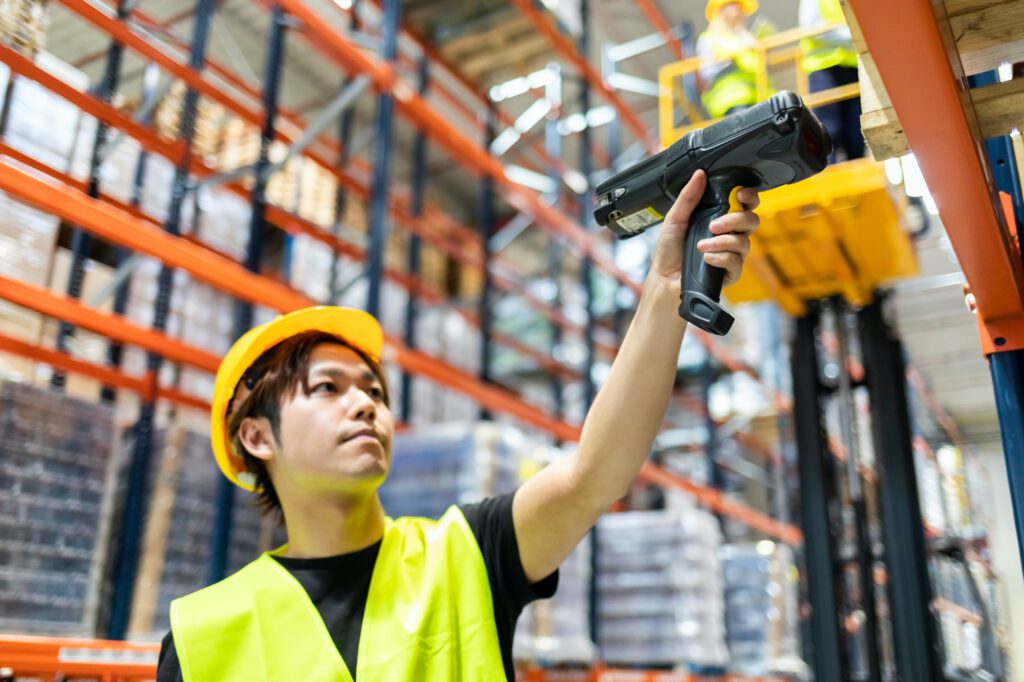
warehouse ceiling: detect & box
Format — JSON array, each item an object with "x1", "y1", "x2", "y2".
[{"x1": 38, "y1": 0, "x2": 1003, "y2": 449}]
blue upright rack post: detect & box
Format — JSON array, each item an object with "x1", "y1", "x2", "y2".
[{"x1": 107, "y1": 0, "x2": 217, "y2": 640}]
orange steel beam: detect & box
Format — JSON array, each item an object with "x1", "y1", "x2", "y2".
[
  {"x1": 0, "y1": 332, "x2": 210, "y2": 412},
  {"x1": 846, "y1": 0, "x2": 1024, "y2": 353},
  {"x1": 634, "y1": 0, "x2": 685, "y2": 62},
  {"x1": 507, "y1": 0, "x2": 659, "y2": 153},
  {"x1": 639, "y1": 462, "x2": 802, "y2": 543},
  {"x1": 0, "y1": 635, "x2": 159, "y2": 680},
  {"x1": 0, "y1": 275, "x2": 222, "y2": 373},
  {"x1": 0, "y1": 159, "x2": 585, "y2": 440}
]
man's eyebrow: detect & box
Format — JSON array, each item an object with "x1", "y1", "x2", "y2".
[{"x1": 309, "y1": 366, "x2": 379, "y2": 383}]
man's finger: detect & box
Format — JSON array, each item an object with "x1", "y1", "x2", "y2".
[
  {"x1": 737, "y1": 188, "x2": 761, "y2": 210},
  {"x1": 698, "y1": 234, "x2": 751, "y2": 258},
  {"x1": 703, "y1": 251, "x2": 742, "y2": 275},
  {"x1": 710, "y1": 211, "x2": 760, "y2": 236},
  {"x1": 665, "y1": 170, "x2": 708, "y2": 225}
]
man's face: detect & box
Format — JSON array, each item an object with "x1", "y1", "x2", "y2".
[
  {"x1": 720, "y1": 2, "x2": 746, "y2": 25},
  {"x1": 267, "y1": 342, "x2": 394, "y2": 496}
]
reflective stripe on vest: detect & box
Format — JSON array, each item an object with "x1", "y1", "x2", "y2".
[
  {"x1": 169, "y1": 506, "x2": 505, "y2": 681},
  {"x1": 801, "y1": 0, "x2": 857, "y2": 72}
]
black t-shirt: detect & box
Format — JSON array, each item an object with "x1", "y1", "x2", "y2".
[{"x1": 156, "y1": 491, "x2": 557, "y2": 681}]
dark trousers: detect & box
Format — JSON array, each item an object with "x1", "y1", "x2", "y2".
[{"x1": 809, "y1": 65, "x2": 865, "y2": 162}]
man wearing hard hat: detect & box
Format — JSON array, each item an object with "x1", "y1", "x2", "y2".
[
  {"x1": 697, "y1": 0, "x2": 763, "y2": 119},
  {"x1": 155, "y1": 172, "x2": 761, "y2": 680}
]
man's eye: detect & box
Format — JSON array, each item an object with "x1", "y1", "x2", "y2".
[
  {"x1": 368, "y1": 386, "x2": 384, "y2": 399},
  {"x1": 312, "y1": 382, "x2": 337, "y2": 393}
]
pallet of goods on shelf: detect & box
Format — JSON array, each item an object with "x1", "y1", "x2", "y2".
[
  {"x1": 595, "y1": 509, "x2": 729, "y2": 670},
  {"x1": 720, "y1": 542, "x2": 805, "y2": 677},
  {"x1": 377, "y1": 421, "x2": 534, "y2": 519},
  {"x1": 0, "y1": 381, "x2": 116, "y2": 635},
  {"x1": 119, "y1": 425, "x2": 275, "y2": 638},
  {"x1": 0, "y1": 189, "x2": 59, "y2": 382},
  {"x1": 0, "y1": 0, "x2": 48, "y2": 58},
  {"x1": 515, "y1": 535, "x2": 596, "y2": 667},
  {"x1": 153, "y1": 80, "x2": 223, "y2": 161}
]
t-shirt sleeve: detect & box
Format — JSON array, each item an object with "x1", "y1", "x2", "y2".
[
  {"x1": 459, "y1": 490, "x2": 559, "y2": 614},
  {"x1": 156, "y1": 631, "x2": 184, "y2": 682}
]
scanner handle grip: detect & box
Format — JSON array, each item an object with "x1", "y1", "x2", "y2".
[{"x1": 679, "y1": 183, "x2": 744, "y2": 335}]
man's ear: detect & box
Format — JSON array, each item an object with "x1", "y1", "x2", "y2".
[{"x1": 237, "y1": 417, "x2": 277, "y2": 462}]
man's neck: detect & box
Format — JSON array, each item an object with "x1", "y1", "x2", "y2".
[{"x1": 279, "y1": 491, "x2": 386, "y2": 559}]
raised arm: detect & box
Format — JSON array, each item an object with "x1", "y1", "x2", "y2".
[{"x1": 512, "y1": 170, "x2": 760, "y2": 582}]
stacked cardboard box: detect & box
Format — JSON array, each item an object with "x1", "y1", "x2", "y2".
[
  {"x1": 0, "y1": 189, "x2": 60, "y2": 382},
  {"x1": 595, "y1": 509, "x2": 729, "y2": 669},
  {"x1": 0, "y1": 381, "x2": 116, "y2": 635},
  {"x1": 68, "y1": 116, "x2": 143, "y2": 206},
  {"x1": 4, "y1": 52, "x2": 84, "y2": 173},
  {"x1": 0, "y1": 0, "x2": 48, "y2": 57},
  {"x1": 154, "y1": 81, "x2": 223, "y2": 161},
  {"x1": 296, "y1": 158, "x2": 337, "y2": 229}
]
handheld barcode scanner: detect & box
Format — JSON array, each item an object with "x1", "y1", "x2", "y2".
[{"x1": 594, "y1": 92, "x2": 831, "y2": 335}]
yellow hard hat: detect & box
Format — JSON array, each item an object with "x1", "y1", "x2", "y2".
[
  {"x1": 210, "y1": 306, "x2": 384, "y2": 491},
  {"x1": 706, "y1": 0, "x2": 758, "y2": 21}
]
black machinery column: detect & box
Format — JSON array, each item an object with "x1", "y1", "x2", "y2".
[
  {"x1": 857, "y1": 296, "x2": 943, "y2": 681},
  {"x1": 791, "y1": 306, "x2": 848, "y2": 680}
]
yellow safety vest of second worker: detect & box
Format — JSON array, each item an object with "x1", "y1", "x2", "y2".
[
  {"x1": 800, "y1": 0, "x2": 858, "y2": 72},
  {"x1": 169, "y1": 507, "x2": 506, "y2": 681},
  {"x1": 698, "y1": 26, "x2": 764, "y2": 119}
]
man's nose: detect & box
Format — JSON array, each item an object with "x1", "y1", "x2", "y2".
[{"x1": 349, "y1": 389, "x2": 377, "y2": 421}]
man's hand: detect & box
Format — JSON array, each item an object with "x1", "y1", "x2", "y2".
[
  {"x1": 512, "y1": 168, "x2": 761, "y2": 585},
  {"x1": 648, "y1": 169, "x2": 761, "y2": 297}
]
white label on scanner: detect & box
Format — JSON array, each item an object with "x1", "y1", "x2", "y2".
[{"x1": 617, "y1": 207, "x2": 663, "y2": 234}]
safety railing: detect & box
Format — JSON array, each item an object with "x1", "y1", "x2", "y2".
[{"x1": 658, "y1": 22, "x2": 860, "y2": 148}]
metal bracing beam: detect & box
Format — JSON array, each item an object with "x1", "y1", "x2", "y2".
[
  {"x1": 264, "y1": 74, "x2": 372, "y2": 178},
  {"x1": 508, "y1": 0, "x2": 658, "y2": 153},
  {"x1": 633, "y1": 0, "x2": 685, "y2": 62}
]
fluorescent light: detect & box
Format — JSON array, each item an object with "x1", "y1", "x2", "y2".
[
  {"x1": 884, "y1": 157, "x2": 903, "y2": 185},
  {"x1": 333, "y1": 0, "x2": 352, "y2": 9},
  {"x1": 505, "y1": 165, "x2": 558, "y2": 194}
]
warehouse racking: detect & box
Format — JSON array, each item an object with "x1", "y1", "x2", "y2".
[{"x1": 0, "y1": 0, "x2": 1020, "y2": 679}]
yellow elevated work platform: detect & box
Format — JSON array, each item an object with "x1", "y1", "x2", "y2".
[{"x1": 724, "y1": 158, "x2": 919, "y2": 315}]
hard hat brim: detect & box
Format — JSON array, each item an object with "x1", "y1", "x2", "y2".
[{"x1": 210, "y1": 306, "x2": 384, "y2": 491}]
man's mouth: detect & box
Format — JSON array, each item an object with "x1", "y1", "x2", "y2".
[{"x1": 342, "y1": 429, "x2": 381, "y2": 444}]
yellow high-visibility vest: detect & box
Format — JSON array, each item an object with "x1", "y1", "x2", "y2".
[
  {"x1": 169, "y1": 507, "x2": 505, "y2": 681},
  {"x1": 699, "y1": 27, "x2": 762, "y2": 118},
  {"x1": 801, "y1": 0, "x2": 858, "y2": 72}
]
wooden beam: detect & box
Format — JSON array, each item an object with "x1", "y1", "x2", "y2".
[
  {"x1": 841, "y1": 1, "x2": 911, "y2": 160},
  {"x1": 945, "y1": 0, "x2": 1024, "y2": 76},
  {"x1": 861, "y1": 108, "x2": 911, "y2": 159},
  {"x1": 972, "y1": 76, "x2": 1024, "y2": 139}
]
